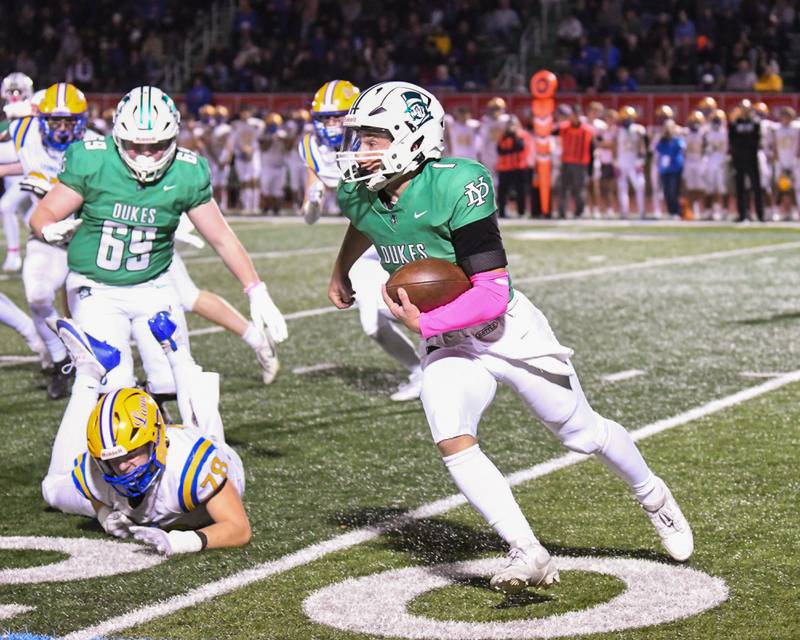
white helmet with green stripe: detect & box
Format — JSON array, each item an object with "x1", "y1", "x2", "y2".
[{"x1": 112, "y1": 86, "x2": 181, "y2": 183}]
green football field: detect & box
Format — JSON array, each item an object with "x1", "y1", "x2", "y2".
[{"x1": 1, "y1": 219, "x2": 799, "y2": 640}]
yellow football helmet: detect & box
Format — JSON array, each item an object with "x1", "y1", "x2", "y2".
[
  {"x1": 264, "y1": 112, "x2": 283, "y2": 132},
  {"x1": 697, "y1": 96, "x2": 717, "y2": 113},
  {"x1": 487, "y1": 97, "x2": 507, "y2": 112},
  {"x1": 655, "y1": 104, "x2": 674, "y2": 123},
  {"x1": 198, "y1": 104, "x2": 217, "y2": 123},
  {"x1": 311, "y1": 79, "x2": 360, "y2": 147},
  {"x1": 753, "y1": 101, "x2": 770, "y2": 118},
  {"x1": 38, "y1": 82, "x2": 88, "y2": 151},
  {"x1": 87, "y1": 388, "x2": 168, "y2": 498},
  {"x1": 216, "y1": 105, "x2": 230, "y2": 122},
  {"x1": 687, "y1": 110, "x2": 705, "y2": 127},
  {"x1": 619, "y1": 105, "x2": 637, "y2": 123}
]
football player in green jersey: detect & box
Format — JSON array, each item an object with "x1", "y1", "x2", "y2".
[
  {"x1": 329, "y1": 82, "x2": 694, "y2": 593},
  {"x1": 30, "y1": 86, "x2": 287, "y2": 403}
]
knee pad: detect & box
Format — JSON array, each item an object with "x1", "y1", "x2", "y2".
[{"x1": 26, "y1": 285, "x2": 55, "y2": 313}]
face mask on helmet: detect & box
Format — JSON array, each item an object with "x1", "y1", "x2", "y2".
[
  {"x1": 95, "y1": 441, "x2": 164, "y2": 498},
  {"x1": 336, "y1": 82, "x2": 445, "y2": 192},
  {"x1": 312, "y1": 113, "x2": 346, "y2": 147},
  {"x1": 112, "y1": 86, "x2": 180, "y2": 183},
  {"x1": 39, "y1": 115, "x2": 87, "y2": 151}
]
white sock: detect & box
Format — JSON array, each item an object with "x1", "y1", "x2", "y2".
[
  {"x1": 443, "y1": 445, "x2": 538, "y2": 546},
  {"x1": 242, "y1": 322, "x2": 264, "y2": 350},
  {"x1": 31, "y1": 308, "x2": 67, "y2": 362},
  {"x1": 47, "y1": 373, "x2": 101, "y2": 477},
  {"x1": 592, "y1": 418, "x2": 664, "y2": 506}
]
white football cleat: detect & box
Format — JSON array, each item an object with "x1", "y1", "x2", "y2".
[
  {"x1": 490, "y1": 540, "x2": 560, "y2": 594},
  {"x1": 55, "y1": 318, "x2": 121, "y2": 381},
  {"x1": 253, "y1": 330, "x2": 279, "y2": 385},
  {"x1": 2, "y1": 251, "x2": 21, "y2": 273},
  {"x1": 643, "y1": 479, "x2": 694, "y2": 562},
  {"x1": 390, "y1": 368, "x2": 422, "y2": 402}
]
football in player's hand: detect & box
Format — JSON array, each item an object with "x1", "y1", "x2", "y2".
[{"x1": 386, "y1": 258, "x2": 471, "y2": 312}]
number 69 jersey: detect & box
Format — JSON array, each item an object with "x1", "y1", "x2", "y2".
[
  {"x1": 71, "y1": 425, "x2": 245, "y2": 530},
  {"x1": 58, "y1": 136, "x2": 212, "y2": 286}
]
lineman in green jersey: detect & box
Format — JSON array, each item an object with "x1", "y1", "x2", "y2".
[
  {"x1": 330, "y1": 82, "x2": 694, "y2": 593},
  {"x1": 30, "y1": 86, "x2": 287, "y2": 404}
]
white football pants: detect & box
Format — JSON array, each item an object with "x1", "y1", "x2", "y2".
[
  {"x1": 421, "y1": 291, "x2": 658, "y2": 524},
  {"x1": 66, "y1": 269, "x2": 192, "y2": 394},
  {"x1": 1, "y1": 178, "x2": 32, "y2": 252},
  {"x1": 0, "y1": 291, "x2": 39, "y2": 347},
  {"x1": 22, "y1": 239, "x2": 68, "y2": 362},
  {"x1": 617, "y1": 161, "x2": 645, "y2": 215}
]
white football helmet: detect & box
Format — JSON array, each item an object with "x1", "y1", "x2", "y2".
[
  {"x1": 2, "y1": 72, "x2": 34, "y2": 119},
  {"x1": 337, "y1": 81, "x2": 445, "y2": 191},
  {"x1": 112, "y1": 86, "x2": 180, "y2": 183}
]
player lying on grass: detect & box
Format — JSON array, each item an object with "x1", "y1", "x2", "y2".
[
  {"x1": 41, "y1": 312, "x2": 250, "y2": 555},
  {"x1": 329, "y1": 81, "x2": 693, "y2": 594}
]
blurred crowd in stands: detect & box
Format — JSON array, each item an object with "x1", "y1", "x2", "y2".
[{"x1": 557, "y1": 0, "x2": 796, "y2": 92}]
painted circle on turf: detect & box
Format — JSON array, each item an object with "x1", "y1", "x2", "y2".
[
  {"x1": 0, "y1": 536, "x2": 167, "y2": 584},
  {"x1": 303, "y1": 555, "x2": 728, "y2": 639}
]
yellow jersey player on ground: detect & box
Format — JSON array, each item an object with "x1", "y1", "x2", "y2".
[
  {"x1": 330, "y1": 81, "x2": 693, "y2": 593},
  {"x1": 0, "y1": 82, "x2": 92, "y2": 398},
  {"x1": 29, "y1": 86, "x2": 287, "y2": 415},
  {"x1": 1, "y1": 71, "x2": 35, "y2": 272},
  {"x1": 301, "y1": 80, "x2": 422, "y2": 401},
  {"x1": 42, "y1": 313, "x2": 250, "y2": 555}
]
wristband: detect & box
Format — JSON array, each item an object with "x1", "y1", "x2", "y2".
[
  {"x1": 244, "y1": 280, "x2": 263, "y2": 295},
  {"x1": 196, "y1": 530, "x2": 208, "y2": 550}
]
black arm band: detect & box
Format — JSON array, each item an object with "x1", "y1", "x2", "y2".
[
  {"x1": 196, "y1": 530, "x2": 209, "y2": 550},
  {"x1": 452, "y1": 213, "x2": 508, "y2": 276},
  {"x1": 458, "y1": 249, "x2": 508, "y2": 276}
]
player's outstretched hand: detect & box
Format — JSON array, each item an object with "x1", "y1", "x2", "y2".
[
  {"x1": 99, "y1": 509, "x2": 135, "y2": 539},
  {"x1": 42, "y1": 218, "x2": 82, "y2": 244},
  {"x1": 130, "y1": 526, "x2": 203, "y2": 556},
  {"x1": 248, "y1": 282, "x2": 288, "y2": 343},
  {"x1": 328, "y1": 273, "x2": 355, "y2": 309},
  {"x1": 382, "y1": 284, "x2": 421, "y2": 333}
]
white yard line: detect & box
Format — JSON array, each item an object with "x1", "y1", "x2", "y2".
[
  {"x1": 602, "y1": 369, "x2": 645, "y2": 382},
  {"x1": 513, "y1": 240, "x2": 800, "y2": 285},
  {"x1": 62, "y1": 369, "x2": 800, "y2": 640},
  {"x1": 739, "y1": 371, "x2": 787, "y2": 378},
  {"x1": 183, "y1": 245, "x2": 338, "y2": 264},
  {"x1": 0, "y1": 355, "x2": 39, "y2": 368}
]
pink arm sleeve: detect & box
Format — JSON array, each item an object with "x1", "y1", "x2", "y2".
[{"x1": 418, "y1": 270, "x2": 510, "y2": 339}]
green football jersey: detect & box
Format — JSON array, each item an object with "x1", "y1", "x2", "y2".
[
  {"x1": 60, "y1": 137, "x2": 212, "y2": 285},
  {"x1": 337, "y1": 157, "x2": 496, "y2": 275},
  {"x1": 0, "y1": 119, "x2": 9, "y2": 134}
]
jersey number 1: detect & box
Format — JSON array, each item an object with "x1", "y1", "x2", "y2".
[{"x1": 96, "y1": 220, "x2": 156, "y2": 272}]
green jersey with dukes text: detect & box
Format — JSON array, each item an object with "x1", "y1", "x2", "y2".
[
  {"x1": 60, "y1": 137, "x2": 211, "y2": 285},
  {"x1": 337, "y1": 157, "x2": 496, "y2": 274}
]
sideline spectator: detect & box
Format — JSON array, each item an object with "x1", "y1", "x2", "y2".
[
  {"x1": 754, "y1": 61, "x2": 783, "y2": 92},
  {"x1": 726, "y1": 59, "x2": 757, "y2": 91}
]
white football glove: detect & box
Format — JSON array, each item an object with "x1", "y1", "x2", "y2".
[
  {"x1": 174, "y1": 215, "x2": 205, "y2": 249},
  {"x1": 130, "y1": 526, "x2": 203, "y2": 556},
  {"x1": 302, "y1": 181, "x2": 325, "y2": 225},
  {"x1": 247, "y1": 281, "x2": 288, "y2": 343},
  {"x1": 42, "y1": 218, "x2": 83, "y2": 244},
  {"x1": 97, "y1": 506, "x2": 135, "y2": 539}
]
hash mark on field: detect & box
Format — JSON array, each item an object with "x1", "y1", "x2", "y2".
[
  {"x1": 63, "y1": 369, "x2": 800, "y2": 640},
  {"x1": 292, "y1": 363, "x2": 337, "y2": 375},
  {"x1": 603, "y1": 369, "x2": 645, "y2": 382}
]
